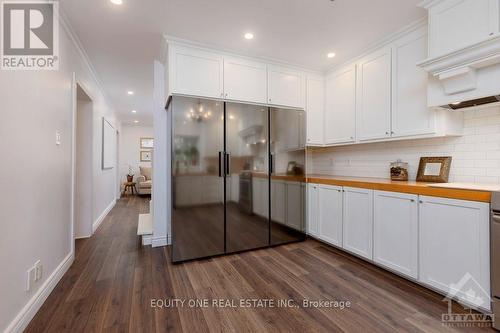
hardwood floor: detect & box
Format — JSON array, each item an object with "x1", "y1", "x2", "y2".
[{"x1": 26, "y1": 196, "x2": 495, "y2": 332}]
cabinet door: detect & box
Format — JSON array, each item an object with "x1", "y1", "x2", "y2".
[
  {"x1": 318, "y1": 185, "x2": 343, "y2": 247},
  {"x1": 392, "y1": 27, "x2": 435, "y2": 138},
  {"x1": 286, "y1": 182, "x2": 304, "y2": 231},
  {"x1": 342, "y1": 187, "x2": 373, "y2": 260},
  {"x1": 356, "y1": 47, "x2": 392, "y2": 141},
  {"x1": 306, "y1": 76, "x2": 324, "y2": 145},
  {"x1": 307, "y1": 184, "x2": 319, "y2": 236},
  {"x1": 419, "y1": 196, "x2": 490, "y2": 310},
  {"x1": 224, "y1": 57, "x2": 267, "y2": 104},
  {"x1": 373, "y1": 191, "x2": 418, "y2": 279},
  {"x1": 268, "y1": 65, "x2": 305, "y2": 109},
  {"x1": 169, "y1": 46, "x2": 223, "y2": 99},
  {"x1": 271, "y1": 180, "x2": 286, "y2": 224},
  {"x1": 428, "y1": 0, "x2": 499, "y2": 58},
  {"x1": 325, "y1": 65, "x2": 356, "y2": 144}
]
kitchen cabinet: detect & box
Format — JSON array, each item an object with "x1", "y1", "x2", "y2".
[
  {"x1": 306, "y1": 76, "x2": 325, "y2": 145},
  {"x1": 356, "y1": 47, "x2": 392, "y2": 141},
  {"x1": 307, "y1": 184, "x2": 320, "y2": 237},
  {"x1": 318, "y1": 185, "x2": 343, "y2": 247},
  {"x1": 268, "y1": 65, "x2": 305, "y2": 109},
  {"x1": 342, "y1": 187, "x2": 373, "y2": 260},
  {"x1": 286, "y1": 182, "x2": 304, "y2": 231},
  {"x1": 419, "y1": 195, "x2": 490, "y2": 310},
  {"x1": 252, "y1": 177, "x2": 268, "y2": 217},
  {"x1": 271, "y1": 180, "x2": 286, "y2": 224},
  {"x1": 169, "y1": 45, "x2": 224, "y2": 99},
  {"x1": 324, "y1": 65, "x2": 356, "y2": 144},
  {"x1": 223, "y1": 56, "x2": 267, "y2": 104},
  {"x1": 272, "y1": 108, "x2": 305, "y2": 152},
  {"x1": 391, "y1": 26, "x2": 435, "y2": 138},
  {"x1": 373, "y1": 191, "x2": 418, "y2": 279},
  {"x1": 423, "y1": 0, "x2": 500, "y2": 58}
]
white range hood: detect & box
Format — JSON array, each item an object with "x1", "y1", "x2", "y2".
[{"x1": 418, "y1": 0, "x2": 500, "y2": 110}]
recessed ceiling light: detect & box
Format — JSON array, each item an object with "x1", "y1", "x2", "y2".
[
  {"x1": 127, "y1": 90, "x2": 134, "y2": 95},
  {"x1": 133, "y1": 120, "x2": 139, "y2": 123},
  {"x1": 131, "y1": 110, "x2": 137, "y2": 113},
  {"x1": 110, "y1": 0, "x2": 123, "y2": 5},
  {"x1": 244, "y1": 32, "x2": 254, "y2": 40},
  {"x1": 327, "y1": 52, "x2": 336, "y2": 58}
]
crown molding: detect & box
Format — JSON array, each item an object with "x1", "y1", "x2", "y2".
[{"x1": 59, "y1": 8, "x2": 110, "y2": 106}]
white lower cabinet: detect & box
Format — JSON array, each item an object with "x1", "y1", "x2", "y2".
[
  {"x1": 419, "y1": 195, "x2": 491, "y2": 311},
  {"x1": 318, "y1": 185, "x2": 343, "y2": 247},
  {"x1": 342, "y1": 187, "x2": 374, "y2": 260},
  {"x1": 307, "y1": 184, "x2": 319, "y2": 237},
  {"x1": 373, "y1": 191, "x2": 418, "y2": 279}
]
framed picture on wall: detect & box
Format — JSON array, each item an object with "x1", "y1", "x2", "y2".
[
  {"x1": 140, "y1": 137, "x2": 154, "y2": 149},
  {"x1": 140, "y1": 150, "x2": 152, "y2": 162}
]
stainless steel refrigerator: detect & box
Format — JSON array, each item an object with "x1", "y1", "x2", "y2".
[{"x1": 169, "y1": 96, "x2": 306, "y2": 262}]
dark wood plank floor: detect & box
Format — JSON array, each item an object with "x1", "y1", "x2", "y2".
[{"x1": 26, "y1": 196, "x2": 495, "y2": 332}]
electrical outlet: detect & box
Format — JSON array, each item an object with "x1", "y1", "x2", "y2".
[
  {"x1": 35, "y1": 260, "x2": 42, "y2": 281},
  {"x1": 26, "y1": 266, "x2": 36, "y2": 292}
]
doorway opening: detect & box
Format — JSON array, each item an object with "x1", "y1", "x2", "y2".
[{"x1": 74, "y1": 83, "x2": 94, "y2": 243}]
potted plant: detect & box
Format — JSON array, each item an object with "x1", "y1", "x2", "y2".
[{"x1": 127, "y1": 165, "x2": 134, "y2": 182}]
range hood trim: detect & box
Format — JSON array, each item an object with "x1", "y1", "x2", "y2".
[{"x1": 418, "y1": 34, "x2": 500, "y2": 77}]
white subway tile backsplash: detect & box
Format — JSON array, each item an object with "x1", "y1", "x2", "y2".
[{"x1": 309, "y1": 107, "x2": 500, "y2": 184}]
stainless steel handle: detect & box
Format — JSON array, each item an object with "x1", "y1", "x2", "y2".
[
  {"x1": 493, "y1": 214, "x2": 500, "y2": 224},
  {"x1": 269, "y1": 153, "x2": 275, "y2": 175},
  {"x1": 225, "y1": 152, "x2": 231, "y2": 176}
]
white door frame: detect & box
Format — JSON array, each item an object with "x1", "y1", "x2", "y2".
[{"x1": 70, "y1": 73, "x2": 95, "y2": 253}]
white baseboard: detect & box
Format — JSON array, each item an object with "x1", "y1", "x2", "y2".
[
  {"x1": 92, "y1": 199, "x2": 116, "y2": 233},
  {"x1": 5, "y1": 252, "x2": 74, "y2": 333},
  {"x1": 152, "y1": 235, "x2": 169, "y2": 247}
]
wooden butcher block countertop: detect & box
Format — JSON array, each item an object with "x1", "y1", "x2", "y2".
[{"x1": 306, "y1": 175, "x2": 492, "y2": 203}]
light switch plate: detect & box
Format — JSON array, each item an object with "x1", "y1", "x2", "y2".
[
  {"x1": 56, "y1": 131, "x2": 61, "y2": 145},
  {"x1": 26, "y1": 266, "x2": 36, "y2": 292}
]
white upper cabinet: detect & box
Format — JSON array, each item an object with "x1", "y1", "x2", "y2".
[
  {"x1": 306, "y1": 75, "x2": 325, "y2": 145},
  {"x1": 356, "y1": 47, "x2": 392, "y2": 141},
  {"x1": 268, "y1": 65, "x2": 306, "y2": 109},
  {"x1": 419, "y1": 196, "x2": 490, "y2": 311},
  {"x1": 391, "y1": 26, "x2": 435, "y2": 138},
  {"x1": 424, "y1": 0, "x2": 500, "y2": 58},
  {"x1": 223, "y1": 57, "x2": 267, "y2": 104},
  {"x1": 169, "y1": 45, "x2": 224, "y2": 99},
  {"x1": 373, "y1": 191, "x2": 418, "y2": 279},
  {"x1": 342, "y1": 187, "x2": 373, "y2": 260},
  {"x1": 318, "y1": 185, "x2": 343, "y2": 247},
  {"x1": 325, "y1": 65, "x2": 357, "y2": 144}
]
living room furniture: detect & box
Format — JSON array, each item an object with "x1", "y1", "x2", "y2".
[
  {"x1": 137, "y1": 166, "x2": 152, "y2": 195},
  {"x1": 123, "y1": 182, "x2": 137, "y2": 196}
]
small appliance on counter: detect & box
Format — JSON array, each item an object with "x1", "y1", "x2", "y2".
[{"x1": 390, "y1": 159, "x2": 409, "y2": 181}]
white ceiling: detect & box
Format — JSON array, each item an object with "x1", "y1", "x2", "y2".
[{"x1": 62, "y1": 0, "x2": 426, "y2": 126}]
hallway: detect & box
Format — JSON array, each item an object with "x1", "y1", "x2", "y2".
[{"x1": 26, "y1": 197, "x2": 493, "y2": 332}]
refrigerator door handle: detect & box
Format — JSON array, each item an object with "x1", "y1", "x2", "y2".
[
  {"x1": 218, "y1": 151, "x2": 224, "y2": 177},
  {"x1": 270, "y1": 153, "x2": 275, "y2": 175},
  {"x1": 225, "y1": 152, "x2": 231, "y2": 176}
]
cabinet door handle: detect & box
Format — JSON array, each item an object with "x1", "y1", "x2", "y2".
[
  {"x1": 419, "y1": 200, "x2": 423, "y2": 204},
  {"x1": 385, "y1": 131, "x2": 390, "y2": 135},
  {"x1": 410, "y1": 199, "x2": 415, "y2": 202}
]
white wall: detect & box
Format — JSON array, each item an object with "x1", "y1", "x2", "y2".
[
  {"x1": 0, "y1": 17, "x2": 119, "y2": 332},
  {"x1": 309, "y1": 105, "x2": 500, "y2": 184},
  {"x1": 119, "y1": 125, "x2": 154, "y2": 186},
  {"x1": 152, "y1": 60, "x2": 169, "y2": 247}
]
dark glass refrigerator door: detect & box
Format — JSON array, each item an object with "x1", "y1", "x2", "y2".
[
  {"x1": 269, "y1": 107, "x2": 307, "y2": 246},
  {"x1": 225, "y1": 103, "x2": 269, "y2": 253},
  {"x1": 171, "y1": 96, "x2": 225, "y2": 262}
]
